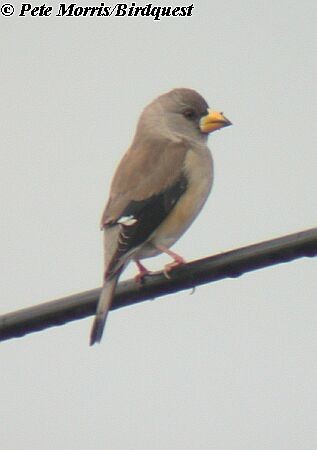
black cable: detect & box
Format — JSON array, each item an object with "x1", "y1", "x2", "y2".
[{"x1": 1, "y1": 227, "x2": 316, "y2": 342}]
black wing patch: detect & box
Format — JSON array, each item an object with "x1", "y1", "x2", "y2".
[{"x1": 106, "y1": 174, "x2": 188, "y2": 277}]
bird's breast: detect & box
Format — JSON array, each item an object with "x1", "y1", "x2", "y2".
[{"x1": 136, "y1": 145, "x2": 214, "y2": 258}]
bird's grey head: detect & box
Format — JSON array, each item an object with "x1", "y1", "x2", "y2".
[{"x1": 134, "y1": 88, "x2": 231, "y2": 144}]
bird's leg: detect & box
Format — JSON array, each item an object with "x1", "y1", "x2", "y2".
[
  {"x1": 155, "y1": 245, "x2": 186, "y2": 278},
  {"x1": 134, "y1": 260, "x2": 152, "y2": 285}
]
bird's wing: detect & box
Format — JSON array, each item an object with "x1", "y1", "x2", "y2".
[{"x1": 101, "y1": 140, "x2": 189, "y2": 277}]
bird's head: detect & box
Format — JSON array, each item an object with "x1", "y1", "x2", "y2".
[{"x1": 136, "y1": 88, "x2": 232, "y2": 143}]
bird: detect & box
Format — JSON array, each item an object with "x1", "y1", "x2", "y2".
[{"x1": 90, "y1": 88, "x2": 231, "y2": 345}]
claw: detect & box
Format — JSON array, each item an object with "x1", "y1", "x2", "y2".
[
  {"x1": 163, "y1": 256, "x2": 186, "y2": 279},
  {"x1": 153, "y1": 245, "x2": 186, "y2": 279}
]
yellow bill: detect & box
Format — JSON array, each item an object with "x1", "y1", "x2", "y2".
[{"x1": 200, "y1": 109, "x2": 232, "y2": 134}]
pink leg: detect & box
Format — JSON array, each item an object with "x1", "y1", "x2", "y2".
[
  {"x1": 134, "y1": 260, "x2": 152, "y2": 284},
  {"x1": 155, "y1": 244, "x2": 186, "y2": 278}
]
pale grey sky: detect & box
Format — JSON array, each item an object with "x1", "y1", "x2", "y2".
[{"x1": 1, "y1": 1, "x2": 316, "y2": 449}]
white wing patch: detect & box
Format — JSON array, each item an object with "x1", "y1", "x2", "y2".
[{"x1": 117, "y1": 215, "x2": 138, "y2": 226}]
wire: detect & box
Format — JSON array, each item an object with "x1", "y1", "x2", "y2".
[{"x1": 1, "y1": 226, "x2": 316, "y2": 342}]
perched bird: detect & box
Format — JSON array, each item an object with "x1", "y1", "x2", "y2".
[{"x1": 90, "y1": 88, "x2": 231, "y2": 345}]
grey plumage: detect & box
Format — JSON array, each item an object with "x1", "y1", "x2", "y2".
[
  {"x1": 90, "y1": 271, "x2": 121, "y2": 345},
  {"x1": 90, "y1": 88, "x2": 231, "y2": 345}
]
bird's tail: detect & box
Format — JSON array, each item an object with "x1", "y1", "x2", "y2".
[{"x1": 90, "y1": 272, "x2": 120, "y2": 346}]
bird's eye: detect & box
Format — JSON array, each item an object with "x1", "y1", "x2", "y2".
[{"x1": 183, "y1": 108, "x2": 196, "y2": 120}]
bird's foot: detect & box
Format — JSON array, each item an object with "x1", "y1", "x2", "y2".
[
  {"x1": 163, "y1": 255, "x2": 186, "y2": 279},
  {"x1": 154, "y1": 245, "x2": 186, "y2": 279},
  {"x1": 134, "y1": 260, "x2": 152, "y2": 285}
]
